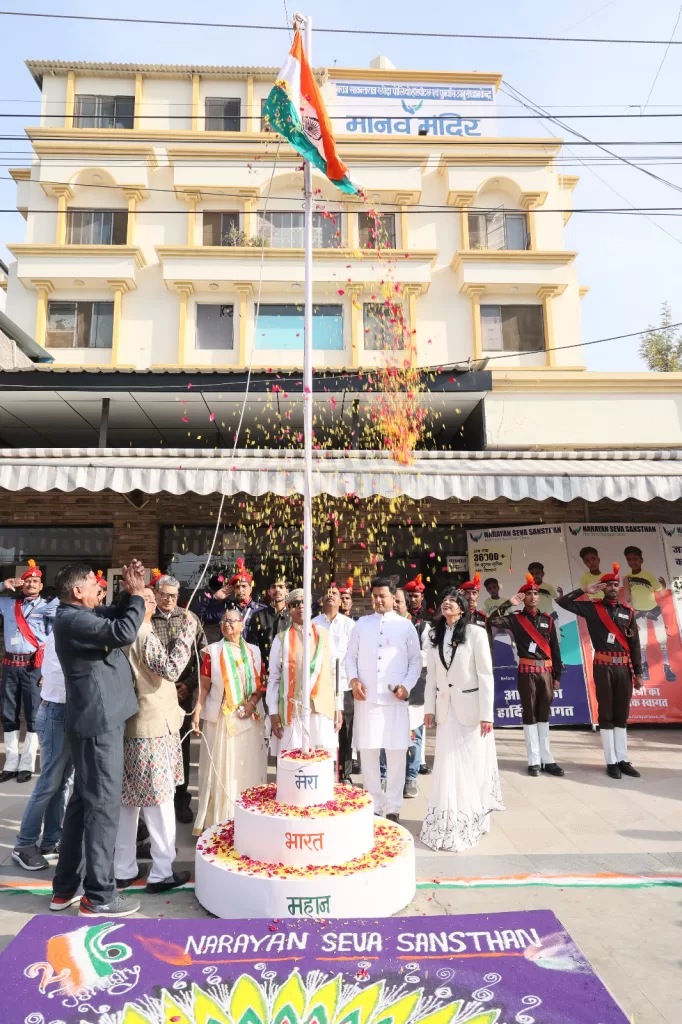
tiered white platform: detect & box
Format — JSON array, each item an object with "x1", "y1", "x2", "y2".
[{"x1": 195, "y1": 749, "x2": 415, "y2": 919}]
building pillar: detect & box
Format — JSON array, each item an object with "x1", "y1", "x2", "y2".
[
  {"x1": 464, "y1": 284, "x2": 486, "y2": 361},
  {"x1": 174, "y1": 282, "x2": 195, "y2": 365},
  {"x1": 347, "y1": 285, "x2": 363, "y2": 367},
  {"x1": 243, "y1": 198, "x2": 254, "y2": 240},
  {"x1": 402, "y1": 284, "x2": 421, "y2": 367},
  {"x1": 246, "y1": 75, "x2": 255, "y2": 132},
  {"x1": 64, "y1": 71, "x2": 76, "y2": 128},
  {"x1": 123, "y1": 188, "x2": 145, "y2": 245},
  {"x1": 450, "y1": 191, "x2": 477, "y2": 250},
  {"x1": 395, "y1": 192, "x2": 414, "y2": 250},
  {"x1": 134, "y1": 73, "x2": 143, "y2": 129},
  {"x1": 537, "y1": 285, "x2": 561, "y2": 367},
  {"x1": 53, "y1": 184, "x2": 73, "y2": 245},
  {"x1": 346, "y1": 202, "x2": 358, "y2": 249},
  {"x1": 108, "y1": 280, "x2": 130, "y2": 366},
  {"x1": 32, "y1": 280, "x2": 53, "y2": 347},
  {"x1": 235, "y1": 283, "x2": 253, "y2": 366},
  {"x1": 191, "y1": 74, "x2": 201, "y2": 132},
  {"x1": 180, "y1": 191, "x2": 201, "y2": 246},
  {"x1": 521, "y1": 192, "x2": 547, "y2": 250}
]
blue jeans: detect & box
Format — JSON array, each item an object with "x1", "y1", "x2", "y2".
[
  {"x1": 406, "y1": 723, "x2": 424, "y2": 783},
  {"x1": 16, "y1": 701, "x2": 73, "y2": 850}
]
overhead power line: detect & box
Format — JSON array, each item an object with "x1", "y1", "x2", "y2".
[
  {"x1": 0, "y1": 9, "x2": 681, "y2": 45},
  {"x1": 4, "y1": 111, "x2": 682, "y2": 120}
]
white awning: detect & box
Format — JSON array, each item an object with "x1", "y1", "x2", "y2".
[{"x1": 1, "y1": 448, "x2": 681, "y2": 503}]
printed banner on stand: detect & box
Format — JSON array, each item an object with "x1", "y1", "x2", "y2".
[
  {"x1": 467, "y1": 526, "x2": 592, "y2": 727},
  {"x1": 565, "y1": 523, "x2": 682, "y2": 723},
  {"x1": 660, "y1": 524, "x2": 682, "y2": 627},
  {"x1": 0, "y1": 912, "x2": 629, "y2": 1023}
]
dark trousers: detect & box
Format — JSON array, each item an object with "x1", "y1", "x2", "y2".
[
  {"x1": 53, "y1": 724, "x2": 124, "y2": 906},
  {"x1": 175, "y1": 712, "x2": 193, "y2": 810},
  {"x1": 593, "y1": 663, "x2": 633, "y2": 729},
  {"x1": 1, "y1": 663, "x2": 41, "y2": 732},
  {"x1": 518, "y1": 670, "x2": 554, "y2": 725},
  {"x1": 338, "y1": 690, "x2": 355, "y2": 780}
]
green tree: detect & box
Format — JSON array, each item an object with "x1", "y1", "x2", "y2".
[{"x1": 639, "y1": 301, "x2": 682, "y2": 371}]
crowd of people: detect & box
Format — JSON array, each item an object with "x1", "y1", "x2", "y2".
[{"x1": 0, "y1": 553, "x2": 647, "y2": 915}]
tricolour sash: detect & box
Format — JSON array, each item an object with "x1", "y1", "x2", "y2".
[
  {"x1": 219, "y1": 639, "x2": 261, "y2": 715},
  {"x1": 515, "y1": 613, "x2": 552, "y2": 661},
  {"x1": 594, "y1": 603, "x2": 631, "y2": 654},
  {"x1": 14, "y1": 599, "x2": 45, "y2": 667},
  {"x1": 279, "y1": 625, "x2": 324, "y2": 725}
]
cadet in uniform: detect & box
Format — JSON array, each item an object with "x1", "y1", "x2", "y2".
[
  {"x1": 557, "y1": 563, "x2": 643, "y2": 779},
  {"x1": 0, "y1": 561, "x2": 58, "y2": 782},
  {"x1": 459, "y1": 572, "x2": 488, "y2": 629},
  {"x1": 488, "y1": 573, "x2": 564, "y2": 777}
]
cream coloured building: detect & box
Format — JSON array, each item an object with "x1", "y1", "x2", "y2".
[{"x1": 2, "y1": 57, "x2": 682, "y2": 451}]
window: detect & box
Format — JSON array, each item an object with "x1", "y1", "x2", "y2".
[
  {"x1": 46, "y1": 301, "x2": 114, "y2": 349},
  {"x1": 0, "y1": 526, "x2": 113, "y2": 589},
  {"x1": 255, "y1": 304, "x2": 343, "y2": 350},
  {"x1": 363, "y1": 302, "x2": 404, "y2": 351},
  {"x1": 255, "y1": 211, "x2": 341, "y2": 248},
  {"x1": 468, "y1": 211, "x2": 528, "y2": 250},
  {"x1": 66, "y1": 210, "x2": 128, "y2": 245},
  {"x1": 73, "y1": 95, "x2": 135, "y2": 129},
  {"x1": 202, "y1": 211, "x2": 240, "y2": 246},
  {"x1": 196, "y1": 304, "x2": 234, "y2": 350},
  {"x1": 358, "y1": 212, "x2": 396, "y2": 249},
  {"x1": 205, "y1": 97, "x2": 241, "y2": 132},
  {"x1": 481, "y1": 305, "x2": 545, "y2": 352}
]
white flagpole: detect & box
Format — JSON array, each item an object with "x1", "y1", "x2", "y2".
[{"x1": 299, "y1": 11, "x2": 313, "y2": 755}]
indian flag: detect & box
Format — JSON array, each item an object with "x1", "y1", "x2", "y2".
[
  {"x1": 46, "y1": 922, "x2": 132, "y2": 996},
  {"x1": 263, "y1": 30, "x2": 359, "y2": 194}
]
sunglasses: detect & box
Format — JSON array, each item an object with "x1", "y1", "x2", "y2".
[{"x1": 289, "y1": 600, "x2": 304, "y2": 608}]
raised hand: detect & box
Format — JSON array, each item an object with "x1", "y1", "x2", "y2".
[
  {"x1": 585, "y1": 581, "x2": 607, "y2": 595},
  {"x1": 509, "y1": 593, "x2": 524, "y2": 606}
]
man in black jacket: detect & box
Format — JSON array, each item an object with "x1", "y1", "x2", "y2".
[
  {"x1": 51, "y1": 561, "x2": 146, "y2": 918},
  {"x1": 556, "y1": 564, "x2": 643, "y2": 779},
  {"x1": 488, "y1": 574, "x2": 564, "y2": 778}
]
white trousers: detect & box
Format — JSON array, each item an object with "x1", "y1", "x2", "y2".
[
  {"x1": 3, "y1": 730, "x2": 38, "y2": 773},
  {"x1": 601, "y1": 728, "x2": 616, "y2": 766},
  {"x1": 637, "y1": 614, "x2": 668, "y2": 653},
  {"x1": 114, "y1": 801, "x2": 176, "y2": 884},
  {"x1": 361, "y1": 748, "x2": 405, "y2": 816}
]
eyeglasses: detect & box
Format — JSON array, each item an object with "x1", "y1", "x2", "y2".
[
  {"x1": 289, "y1": 600, "x2": 304, "y2": 608},
  {"x1": 223, "y1": 618, "x2": 242, "y2": 625}
]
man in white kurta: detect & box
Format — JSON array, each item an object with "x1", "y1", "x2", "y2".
[
  {"x1": 346, "y1": 578, "x2": 422, "y2": 820},
  {"x1": 267, "y1": 590, "x2": 343, "y2": 756},
  {"x1": 313, "y1": 585, "x2": 356, "y2": 781}
]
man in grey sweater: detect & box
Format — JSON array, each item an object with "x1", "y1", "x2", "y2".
[{"x1": 51, "y1": 561, "x2": 146, "y2": 918}]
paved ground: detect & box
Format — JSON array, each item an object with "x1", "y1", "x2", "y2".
[{"x1": 0, "y1": 726, "x2": 681, "y2": 1021}]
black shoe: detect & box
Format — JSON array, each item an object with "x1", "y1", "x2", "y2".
[
  {"x1": 351, "y1": 759, "x2": 361, "y2": 774},
  {"x1": 618, "y1": 761, "x2": 641, "y2": 778},
  {"x1": 664, "y1": 664, "x2": 677, "y2": 682},
  {"x1": 418, "y1": 764, "x2": 432, "y2": 776},
  {"x1": 145, "y1": 870, "x2": 191, "y2": 894},
  {"x1": 0, "y1": 770, "x2": 17, "y2": 783},
  {"x1": 175, "y1": 803, "x2": 194, "y2": 825},
  {"x1": 641, "y1": 661, "x2": 650, "y2": 681},
  {"x1": 116, "y1": 865, "x2": 149, "y2": 890},
  {"x1": 527, "y1": 765, "x2": 541, "y2": 777},
  {"x1": 386, "y1": 813, "x2": 400, "y2": 823},
  {"x1": 12, "y1": 846, "x2": 49, "y2": 871},
  {"x1": 79, "y1": 893, "x2": 140, "y2": 918},
  {"x1": 606, "y1": 763, "x2": 622, "y2": 779},
  {"x1": 39, "y1": 844, "x2": 60, "y2": 864},
  {"x1": 17, "y1": 770, "x2": 32, "y2": 783},
  {"x1": 136, "y1": 839, "x2": 152, "y2": 860},
  {"x1": 541, "y1": 762, "x2": 564, "y2": 777}
]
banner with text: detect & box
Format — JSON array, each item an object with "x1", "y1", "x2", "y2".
[
  {"x1": 0, "y1": 912, "x2": 628, "y2": 1023},
  {"x1": 565, "y1": 523, "x2": 682, "y2": 724},
  {"x1": 661, "y1": 524, "x2": 682, "y2": 635},
  {"x1": 331, "y1": 78, "x2": 495, "y2": 137},
  {"x1": 467, "y1": 525, "x2": 591, "y2": 727}
]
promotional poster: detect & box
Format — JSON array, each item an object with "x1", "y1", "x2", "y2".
[
  {"x1": 467, "y1": 526, "x2": 592, "y2": 727},
  {"x1": 0, "y1": 912, "x2": 629, "y2": 1024},
  {"x1": 565, "y1": 523, "x2": 682, "y2": 724}
]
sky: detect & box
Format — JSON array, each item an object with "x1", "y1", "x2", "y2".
[{"x1": 1, "y1": 0, "x2": 682, "y2": 371}]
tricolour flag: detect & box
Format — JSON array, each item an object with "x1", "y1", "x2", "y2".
[{"x1": 263, "y1": 30, "x2": 359, "y2": 194}]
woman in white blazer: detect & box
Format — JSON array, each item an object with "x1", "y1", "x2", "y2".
[{"x1": 420, "y1": 588, "x2": 504, "y2": 851}]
